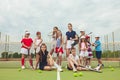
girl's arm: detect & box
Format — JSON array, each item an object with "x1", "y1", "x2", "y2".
[
  {"x1": 33, "y1": 38, "x2": 37, "y2": 48},
  {"x1": 71, "y1": 34, "x2": 78, "y2": 41},
  {"x1": 22, "y1": 43, "x2": 29, "y2": 49},
  {"x1": 64, "y1": 36, "x2": 67, "y2": 50}
]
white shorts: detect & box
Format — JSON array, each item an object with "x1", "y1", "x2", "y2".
[
  {"x1": 79, "y1": 51, "x2": 88, "y2": 57},
  {"x1": 35, "y1": 47, "x2": 40, "y2": 53},
  {"x1": 66, "y1": 40, "x2": 74, "y2": 49},
  {"x1": 20, "y1": 48, "x2": 31, "y2": 55},
  {"x1": 87, "y1": 52, "x2": 93, "y2": 58}
]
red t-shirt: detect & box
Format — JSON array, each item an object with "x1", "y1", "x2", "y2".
[{"x1": 21, "y1": 38, "x2": 33, "y2": 49}]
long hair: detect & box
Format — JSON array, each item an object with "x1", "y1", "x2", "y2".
[
  {"x1": 52, "y1": 26, "x2": 58, "y2": 40},
  {"x1": 39, "y1": 43, "x2": 48, "y2": 62},
  {"x1": 57, "y1": 30, "x2": 63, "y2": 44},
  {"x1": 79, "y1": 38, "x2": 88, "y2": 49}
]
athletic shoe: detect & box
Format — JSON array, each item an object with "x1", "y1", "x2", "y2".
[
  {"x1": 58, "y1": 68, "x2": 63, "y2": 72},
  {"x1": 21, "y1": 66, "x2": 25, "y2": 69},
  {"x1": 73, "y1": 68, "x2": 77, "y2": 72}
]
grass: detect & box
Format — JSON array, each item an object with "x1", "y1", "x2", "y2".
[
  {"x1": 0, "y1": 61, "x2": 120, "y2": 80},
  {"x1": 0, "y1": 68, "x2": 120, "y2": 80}
]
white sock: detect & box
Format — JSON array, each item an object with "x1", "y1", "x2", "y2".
[{"x1": 54, "y1": 62, "x2": 59, "y2": 69}]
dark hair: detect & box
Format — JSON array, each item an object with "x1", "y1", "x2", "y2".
[
  {"x1": 79, "y1": 38, "x2": 88, "y2": 49},
  {"x1": 39, "y1": 43, "x2": 48, "y2": 62},
  {"x1": 68, "y1": 23, "x2": 72, "y2": 27},
  {"x1": 52, "y1": 26, "x2": 59, "y2": 40}
]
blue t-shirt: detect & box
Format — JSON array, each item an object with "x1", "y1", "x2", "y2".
[
  {"x1": 66, "y1": 30, "x2": 76, "y2": 40},
  {"x1": 95, "y1": 40, "x2": 102, "y2": 51}
]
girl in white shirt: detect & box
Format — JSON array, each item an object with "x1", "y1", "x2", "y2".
[{"x1": 34, "y1": 31, "x2": 43, "y2": 70}]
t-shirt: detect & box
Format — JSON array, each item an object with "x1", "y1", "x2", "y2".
[
  {"x1": 21, "y1": 38, "x2": 33, "y2": 49},
  {"x1": 95, "y1": 40, "x2": 102, "y2": 51},
  {"x1": 81, "y1": 42, "x2": 87, "y2": 50},
  {"x1": 66, "y1": 30, "x2": 76, "y2": 40},
  {"x1": 69, "y1": 54, "x2": 79, "y2": 61},
  {"x1": 34, "y1": 38, "x2": 42, "y2": 47}
]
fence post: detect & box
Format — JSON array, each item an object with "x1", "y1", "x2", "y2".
[
  {"x1": 0, "y1": 32, "x2": 1, "y2": 41},
  {"x1": 106, "y1": 35, "x2": 109, "y2": 50},
  {"x1": 112, "y1": 32, "x2": 115, "y2": 51}
]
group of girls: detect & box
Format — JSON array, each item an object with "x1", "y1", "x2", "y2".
[{"x1": 20, "y1": 23, "x2": 102, "y2": 72}]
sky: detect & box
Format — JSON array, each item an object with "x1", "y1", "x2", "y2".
[{"x1": 0, "y1": 0, "x2": 120, "y2": 42}]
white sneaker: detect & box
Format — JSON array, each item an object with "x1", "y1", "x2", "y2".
[
  {"x1": 73, "y1": 68, "x2": 77, "y2": 72},
  {"x1": 58, "y1": 67, "x2": 63, "y2": 72},
  {"x1": 94, "y1": 66, "x2": 100, "y2": 71},
  {"x1": 21, "y1": 66, "x2": 25, "y2": 69}
]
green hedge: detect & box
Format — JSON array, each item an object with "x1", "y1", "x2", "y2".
[
  {"x1": 1, "y1": 52, "x2": 35, "y2": 58},
  {"x1": 93, "y1": 50, "x2": 120, "y2": 58}
]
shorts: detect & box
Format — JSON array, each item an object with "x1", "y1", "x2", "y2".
[
  {"x1": 39, "y1": 62, "x2": 47, "y2": 70},
  {"x1": 20, "y1": 48, "x2": 31, "y2": 55},
  {"x1": 66, "y1": 40, "x2": 74, "y2": 49},
  {"x1": 67, "y1": 64, "x2": 77, "y2": 70},
  {"x1": 96, "y1": 51, "x2": 102, "y2": 59},
  {"x1": 87, "y1": 52, "x2": 93, "y2": 58},
  {"x1": 35, "y1": 47, "x2": 40, "y2": 53},
  {"x1": 79, "y1": 51, "x2": 88, "y2": 57},
  {"x1": 55, "y1": 47, "x2": 63, "y2": 53}
]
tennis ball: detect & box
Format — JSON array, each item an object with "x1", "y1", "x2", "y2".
[
  {"x1": 78, "y1": 72, "x2": 83, "y2": 76},
  {"x1": 73, "y1": 73, "x2": 78, "y2": 77},
  {"x1": 111, "y1": 68, "x2": 115, "y2": 71},
  {"x1": 18, "y1": 68, "x2": 21, "y2": 72},
  {"x1": 38, "y1": 70, "x2": 42, "y2": 73}
]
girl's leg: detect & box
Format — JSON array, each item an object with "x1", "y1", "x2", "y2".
[
  {"x1": 43, "y1": 66, "x2": 52, "y2": 71},
  {"x1": 21, "y1": 54, "x2": 25, "y2": 69},
  {"x1": 66, "y1": 49, "x2": 70, "y2": 58},
  {"x1": 28, "y1": 55, "x2": 34, "y2": 69},
  {"x1": 68, "y1": 59, "x2": 77, "y2": 72},
  {"x1": 79, "y1": 56, "x2": 83, "y2": 65},
  {"x1": 35, "y1": 54, "x2": 40, "y2": 70},
  {"x1": 58, "y1": 52, "x2": 62, "y2": 66},
  {"x1": 77, "y1": 67, "x2": 88, "y2": 71},
  {"x1": 50, "y1": 48, "x2": 54, "y2": 55}
]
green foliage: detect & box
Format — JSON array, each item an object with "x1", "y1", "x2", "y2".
[
  {"x1": 93, "y1": 50, "x2": 120, "y2": 58},
  {"x1": 1, "y1": 52, "x2": 8, "y2": 58}
]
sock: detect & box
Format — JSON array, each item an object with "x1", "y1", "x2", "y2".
[
  {"x1": 29, "y1": 59, "x2": 33, "y2": 66},
  {"x1": 54, "y1": 62, "x2": 59, "y2": 69},
  {"x1": 21, "y1": 58, "x2": 25, "y2": 66}
]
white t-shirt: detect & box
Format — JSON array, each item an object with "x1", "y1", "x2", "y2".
[
  {"x1": 69, "y1": 54, "x2": 79, "y2": 61},
  {"x1": 34, "y1": 38, "x2": 42, "y2": 47}
]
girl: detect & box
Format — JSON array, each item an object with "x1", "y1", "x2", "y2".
[
  {"x1": 20, "y1": 31, "x2": 34, "y2": 69},
  {"x1": 55, "y1": 30, "x2": 64, "y2": 67},
  {"x1": 79, "y1": 36, "x2": 88, "y2": 66},
  {"x1": 65, "y1": 23, "x2": 78, "y2": 58},
  {"x1": 67, "y1": 48, "x2": 88, "y2": 72},
  {"x1": 34, "y1": 31, "x2": 43, "y2": 70},
  {"x1": 86, "y1": 36, "x2": 93, "y2": 69},
  {"x1": 39, "y1": 43, "x2": 62, "y2": 71},
  {"x1": 50, "y1": 27, "x2": 59, "y2": 55}
]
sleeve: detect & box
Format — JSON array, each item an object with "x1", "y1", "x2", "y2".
[
  {"x1": 21, "y1": 39, "x2": 24, "y2": 43},
  {"x1": 96, "y1": 41, "x2": 101, "y2": 46},
  {"x1": 76, "y1": 55, "x2": 79, "y2": 60},
  {"x1": 66, "y1": 32, "x2": 67, "y2": 36},
  {"x1": 74, "y1": 31, "x2": 76, "y2": 35},
  {"x1": 30, "y1": 38, "x2": 33, "y2": 43}
]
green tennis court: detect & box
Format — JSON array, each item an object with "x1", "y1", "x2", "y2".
[
  {"x1": 0, "y1": 68, "x2": 120, "y2": 80},
  {"x1": 0, "y1": 61, "x2": 120, "y2": 80}
]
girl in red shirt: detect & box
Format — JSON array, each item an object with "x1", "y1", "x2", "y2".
[{"x1": 20, "y1": 31, "x2": 34, "y2": 69}]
